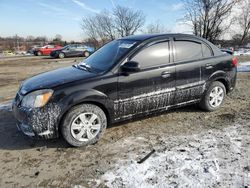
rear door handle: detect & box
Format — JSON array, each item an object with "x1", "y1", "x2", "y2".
[
  {"x1": 161, "y1": 71, "x2": 171, "y2": 78},
  {"x1": 205, "y1": 63, "x2": 213, "y2": 69}
]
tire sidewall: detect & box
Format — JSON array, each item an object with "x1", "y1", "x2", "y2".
[
  {"x1": 59, "y1": 52, "x2": 65, "y2": 58},
  {"x1": 61, "y1": 104, "x2": 107, "y2": 147},
  {"x1": 202, "y1": 81, "x2": 226, "y2": 111},
  {"x1": 84, "y1": 51, "x2": 90, "y2": 57}
]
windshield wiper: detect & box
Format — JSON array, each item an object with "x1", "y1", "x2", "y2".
[{"x1": 73, "y1": 64, "x2": 92, "y2": 72}]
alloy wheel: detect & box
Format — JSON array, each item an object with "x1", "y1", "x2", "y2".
[
  {"x1": 209, "y1": 86, "x2": 224, "y2": 108},
  {"x1": 70, "y1": 113, "x2": 101, "y2": 142}
]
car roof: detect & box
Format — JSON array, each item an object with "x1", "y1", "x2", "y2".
[
  {"x1": 121, "y1": 33, "x2": 204, "y2": 41},
  {"x1": 120, "y1": 33, "x2": 223, "y2": 56}
]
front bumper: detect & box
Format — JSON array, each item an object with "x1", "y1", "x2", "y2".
[
  {"x1": 50, "y1": 51, "x2": 59, "y2": 58},
  {"x1": 12, "y1": 99, "x2": 61, "y2": 139}
]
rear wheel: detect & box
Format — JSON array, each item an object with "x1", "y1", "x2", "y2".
[
  {"x1": 84, "y1": 51, "x2": 90, "y2": 57},
  {"x1": 61, "y1": 104, "x2": 107, "y2": 147},
  {"x1": 37, "y1": 51, "x2": 42, "y2": 56},
  {"x1": 59, "y1": 52, "x2": 65, "y2": 58},
  {"x1": 199, "y1": 81, "x2": 226, "y2": 111}
]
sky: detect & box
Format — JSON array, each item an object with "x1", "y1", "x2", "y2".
[{"x1": 0, "y1": 0, "x2": 190, "y2": 41}]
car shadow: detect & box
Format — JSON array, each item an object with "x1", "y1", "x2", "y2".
[
  {"x1": 0, "y1": 104, "x2": 203, "y2": 151},
  {"x1": 41, "y1": 56, "x2": 55, "y2": 59}
]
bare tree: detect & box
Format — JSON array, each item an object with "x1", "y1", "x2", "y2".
[
  {"x1": 54, "y1": 34, "x2": 62, "y2": 41},
  {"x1": 145, "y1": 21, "x2": 168, "y2": 34},
  {"x1": 81, "y1": 11, "x2": 115, "y2": 46},
  {"x1": 81, "y1": 6, "x2": 146, "y2": 47},
  {"x1": 237, "y1": 0, "x2": 250, "y2": 45},
  {"x1": 96, "y1": 10, "x2": 116, "y2": 40},
  {"x1": 81, "y1": 16, "x2": 99, "y2": 41},
  {"x1": 183, "y1": 0, "x2": 240, "y2": 42},
  {"x1": 113, "y1": 6, "x2": 146, "y2": 37}
]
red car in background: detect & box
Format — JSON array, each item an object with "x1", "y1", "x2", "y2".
[{"x1": 34, "y1": 45, "x2": 62, "y2": 56}]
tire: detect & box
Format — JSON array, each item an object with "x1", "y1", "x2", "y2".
[
  {"x1": 61, "y1": 104, "x2": 107, "y2": 147},
  {"x1": 59, "y1": 52, "x2": 65, "y2": 59},
  {"x1": 37, "y1": 51, "x2": 42, "y2": 56},
  {"x1": 84, "y1": 51, "x2": 90, "y2": 57},
  {"x1": 199, "y1": 81, "x2": 226, "y2": 111}
]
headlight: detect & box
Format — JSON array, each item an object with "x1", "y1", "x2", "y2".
[{"x1": 21, "y1": 89, "x2": 53, "y2": 108}]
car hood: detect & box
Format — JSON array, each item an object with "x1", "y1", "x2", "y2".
[{"x1": 20, "y1": 66, "x2": 96, "y2": 95}]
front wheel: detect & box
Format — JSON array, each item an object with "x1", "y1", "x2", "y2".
[
  {"x1": 61, "y1": 104, "x2": 107, "y2": 147},
  {"x1": 199, "y1": 81, "x2": 226, "y2": 111},
  {"x1": 58, "y1": 52, "x2": 65, "y2": 58}
]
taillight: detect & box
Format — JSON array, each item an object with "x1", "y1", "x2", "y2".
[{"x1": 232, "y1": 57, "x2": 238, "y2": 67}]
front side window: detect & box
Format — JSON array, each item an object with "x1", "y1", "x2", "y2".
[
  {"x1": 69, "y1": 44, "x2": 77, "y2": 50},
  {"x1": 175, "y1": 41, "x2": 203, "y2": 62},
  {"x1": 78, "y1": 39, "x2": 138, "y2": 72},
  {"x1": 131, "y1": 41, "x2": 170, "y2": 68}
]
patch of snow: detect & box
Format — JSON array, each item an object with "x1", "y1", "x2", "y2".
[
  {"x1": 100, "y1": 123, "x2": 250, "y2": 188},
  {"x1": 238, "y1": 61, "x2": 250, "y2": 72},
  {"x1": 239, "y1": 61, "x2": 250, "y2": 66}
]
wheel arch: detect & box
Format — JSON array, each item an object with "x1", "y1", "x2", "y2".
[
  {"x1": 58, "y1": 100, "x2": 111, "y2": 135},
  {"x1": 56, "y1": 90, "x2": 113, "y2": 136},
  {"x1": 215, "y1": 78, "x2": 229, "y2": 93},
  {"x1": 59, "y1": 52, "x2": 65, "y2": 58},
  {"x1": 208, "y1": 70, "x2": 230, "y2": 93}
]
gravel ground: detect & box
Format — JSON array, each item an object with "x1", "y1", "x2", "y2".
[{"x1": 0, "y1": 56, "x2": 249, "y2": 187}]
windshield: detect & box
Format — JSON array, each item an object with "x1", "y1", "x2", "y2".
[{"x1": 78, "y1": 39, "x2": 138, "y2": 72}]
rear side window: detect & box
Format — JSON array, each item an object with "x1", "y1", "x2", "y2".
[
  {"x1": 131, "y1": 41, "x2": 170, "y2": 68},
  {"x1": 175, "y1": 41, "x2": 202, "y2": 62},
  {"x1": 202, "y1": 43, "x2": 213, "y2": 57}
]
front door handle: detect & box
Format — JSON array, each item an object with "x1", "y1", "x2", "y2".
[
  {"x1": 161, "y1": 71, "x2": 171, "y2": 78},
  {"x1": 205, "y1": 63, "x2": 213, "y2": 69}
]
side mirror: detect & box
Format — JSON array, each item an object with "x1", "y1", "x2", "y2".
[{"x1": 121, "y1": 61, "x2": 140, "y2": 73}]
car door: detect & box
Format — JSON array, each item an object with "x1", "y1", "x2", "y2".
[
  {"x1": 116, "y1": 40, "x2": 176, "y2": 120},
  {"x1": 173, "y1": 38, "x2": 206, "y2": 104},
  {"x1": 200, "y1": 43, "x2": 216, "y2": 82},
  {"x1": 45, "y1": 45, "x2": 54, "y2": 55},
  {"x1": 76, "y1": 45, "x2": 85, "y2": 56},
  {"x1": 67, "y1": 45, "x2": 77, "y2": 57}
]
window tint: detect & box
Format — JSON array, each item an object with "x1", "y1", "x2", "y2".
[
  {"x1": 131, "y1": 42, "x2": 170, "y2": 68},
  {"x1": 202, "y1": 43, "x2": 213, "y2": 57},
  {"x1": 175, "y1": 41, "x2": 202, "y2": 62}
]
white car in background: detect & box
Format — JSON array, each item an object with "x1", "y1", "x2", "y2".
[{"x1": 15, "y1": 51, "x2": 27, "y2": 55}]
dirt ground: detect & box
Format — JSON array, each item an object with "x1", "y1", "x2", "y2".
[
  {"x1": 0, "y1": 56, "x2": 249, "y2": 187},
  {"x1": 0, "y1": 56, "x2": 83, "y2": 103}
]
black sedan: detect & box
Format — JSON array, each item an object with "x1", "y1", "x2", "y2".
[{"x1": 13, "y1": 34, "x2": 237, "y2": 147}]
